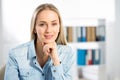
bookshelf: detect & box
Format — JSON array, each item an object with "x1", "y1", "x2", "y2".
[{"x1": 64, "y1": 18, "x2": 106, "y2": 80}]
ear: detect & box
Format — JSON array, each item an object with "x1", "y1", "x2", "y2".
[{"x1": 34, "y1": 29, "x2": 36, "y2": 33}]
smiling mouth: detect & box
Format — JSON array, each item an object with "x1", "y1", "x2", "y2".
[{"x1": 44, "y1": 35, "x2": 53, "y2": 39}]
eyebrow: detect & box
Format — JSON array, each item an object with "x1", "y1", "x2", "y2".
[
  {"x1": 39, "y1": 20, "x2": 58, "y2": 23},
  {"x1": 51, "y1": 20, "x2": 58, "y2": 22},
  {"x1": 39, "y1": 21, "x2": 46, "y2": 23}
]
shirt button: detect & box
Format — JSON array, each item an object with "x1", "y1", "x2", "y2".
[
  {"x1": 42, "y1": 73, "x2": 44, "y2": 76},
  {"x1": 53, "y1": 70, "x2": 56, "y2": 72},
  {"x1": 35, "y1": 62, "x2": 36, "y2": 64},
  {"x1": 27, "y1": 72, "x2": 29, "y2": 75}
]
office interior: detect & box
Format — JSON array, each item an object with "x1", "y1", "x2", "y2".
[{"x1": 0, "y1": 0, "x2": 120, "y2": 80}]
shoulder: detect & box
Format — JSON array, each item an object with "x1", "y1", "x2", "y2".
[
  {"x1": 57, "y1": 44, "x2": 74, "y2": 56},
  {"x1": 9, "y1": 40, "x2": 33, "y2": 57},
  {"x1": 57, "y1": 44, "x2": 75, "y2": 65},
  {"x1": 58, "y1": 45, "x2": 72, "y2": 51}
]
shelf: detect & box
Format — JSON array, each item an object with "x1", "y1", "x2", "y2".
[
  {"x1": 64, "y1": 18, "x2": 106, "y2": 80},
  {"x1": 79, "y1": 79, "x2": 88, "y2": 80},
  {"x1": 68, "y1": 42, "x2": 100, "y2": 49},
  {"x1": 77, "y1": 64, "x2": 104, "y2": 68},
  {"x1": 77, "y1": 65, "x2": 106, "y2": 80}
]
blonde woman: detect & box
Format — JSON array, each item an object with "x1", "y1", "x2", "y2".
[{"x1": 4, "y1": 3, "x2": 75, "y2": 80}]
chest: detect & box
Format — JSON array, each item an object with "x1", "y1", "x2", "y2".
[{"x1": 18, "y1": 60, "x2": 52, "y2": 80}]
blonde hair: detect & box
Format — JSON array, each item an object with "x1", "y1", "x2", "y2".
[{"x1": 30, "y1": 3, "x2": 67, "y2": 45}]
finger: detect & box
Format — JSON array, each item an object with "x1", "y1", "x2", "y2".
[{"x1": 43, "y1": 45, "x2": 49, "y2": 53}]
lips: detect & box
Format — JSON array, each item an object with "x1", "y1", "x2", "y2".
[{"x1": 44, "y1": 35, "x2": 53, "y2": 39}]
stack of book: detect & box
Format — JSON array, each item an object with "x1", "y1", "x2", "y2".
[
  {"x1": 65, "y1": 26, "x2": 105, "y2": 43},
  {"x1": 77, "y1": 49, "x2": 101, "y2": 66}
]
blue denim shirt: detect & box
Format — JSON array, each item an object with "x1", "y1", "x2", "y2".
[{"x1": 4, "y1": 40, "x2": 75, "y2": 80}]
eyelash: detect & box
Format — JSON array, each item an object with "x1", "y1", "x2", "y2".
[
  {"x1": 38, "y1": 23, "x2": 57, "y2": 27},
  {"x1": 52, "y1": 23, "x2": 57, "y2": 26},
  {"x1": 39, "y1": 23, "x2": 45, "y2": 27}
]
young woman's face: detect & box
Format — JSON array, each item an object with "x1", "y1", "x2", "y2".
[{"x1": 35, "y1": 10, "x2": 60, "y2": 44}]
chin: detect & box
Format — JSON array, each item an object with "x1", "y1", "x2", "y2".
[{"x1": 44, "y1": 40, "x2": 55, "y2": 43}]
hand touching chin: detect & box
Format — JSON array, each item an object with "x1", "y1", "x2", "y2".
[{"x1": 42, "y1": 42, "x2": 60, "y2": 66}]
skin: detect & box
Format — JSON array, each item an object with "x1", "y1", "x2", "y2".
[{"x1": 34, "y1": 10, "x2": 60, "y2": 68}]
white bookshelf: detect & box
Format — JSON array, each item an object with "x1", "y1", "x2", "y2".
[
  {"x1": 68, "y1": 42, "x2": 100, "y2": 49},
  {"x1": 64, "y1": 18, "x2": 106, "y2": 80}
]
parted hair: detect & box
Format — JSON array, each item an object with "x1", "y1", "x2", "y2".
[{"x1": 30, "y1": 3, "x2": 67, "y2": 45}]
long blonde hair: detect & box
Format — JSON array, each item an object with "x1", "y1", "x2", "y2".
[{"x1": 30, "y1": 3, "x2": 67, "y2": 45}]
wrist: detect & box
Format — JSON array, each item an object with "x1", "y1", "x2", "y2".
[{"x1": 52, "y1": 58, "x2": 61, "y2": 66}]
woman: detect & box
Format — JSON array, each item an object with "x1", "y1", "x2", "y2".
[{"x1": 4, "y1": 3, "x2": 75, "y2": 80}]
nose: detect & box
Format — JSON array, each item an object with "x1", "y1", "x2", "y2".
[{"x1": 46, "y1": 25, "x2": 51, "y2": 33}]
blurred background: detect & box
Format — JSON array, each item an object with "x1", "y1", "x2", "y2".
[{"x1": 0, "y1": 0, "x2": 120, "y2": 80}]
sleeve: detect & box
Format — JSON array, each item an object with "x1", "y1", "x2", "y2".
[
  {"x1": 4, "y1": 50, "x2": 20, "y2": 80},
  {"x1": 50, "y1": 46, "x2": 75, "y2": 80}
]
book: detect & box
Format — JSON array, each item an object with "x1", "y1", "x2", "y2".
[
  {"x1": 77, "y1": 49, "x2": 87, "y2": 65},
  {"x1": 86, "y1": 49, "x2": 92, "y2": 65},
  {"x1": 86, "y1": 27, "x2": 96, "y2": 42},
  {"x1": 81, "y1": 27, "x2": 87, "y2": 42},
  {"x1": 92, "y1": 49, "x2": 101, "y2": 65},
  {"x1": 91, "y1": 27, "x2": 96, "y2": 41},
  {"x1": 96, "y1": 19, "x2": 105, "y2": 41},
  {"x1": 73, "y1": 27, "x2": 77, "y2": 42},
  {"x1": 76, "y1": 27, "x2": 81, "y2": 42},
  {"x1": 66, "y1": 27, "x2": 73, "y2": 42}
]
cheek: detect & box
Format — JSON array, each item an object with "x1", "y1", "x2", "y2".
[
  {"x1": 55, "y1": 27, "x2": 60, "y2": 33},
  {"x1": 54, "y1": 29, "x2": 59, "y2": 36},
  {"x1": 56, "y1": 29, "x2": 59, "y2": 33},
  {"x1": 55, "y1": 28, "x2": 60, "y2": 38},
  {"x1": 36, "y1": 29, "x2": 44, "y2": 37}
]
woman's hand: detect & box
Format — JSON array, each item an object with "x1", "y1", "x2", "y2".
[{"x1": 43, "y1": 42, "x2": 60, "y2": 66}]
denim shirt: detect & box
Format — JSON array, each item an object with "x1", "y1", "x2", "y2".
[{"x1": 4, "y1": 40, "x2": 75, "y2": 80}]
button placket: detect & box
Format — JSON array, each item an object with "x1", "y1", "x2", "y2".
[
  {"x1": 53, "y1": 70, "x2": 56, "y2": 72},
  {"x1": 42, "y1": 73, "x2": 44, "y2": 76},
  {"x1": 27, "y1": 72, "x2": 29, "y2": 75},
  {"x1": 34, "y1": 62, "x2": 36, "y2": 65}
]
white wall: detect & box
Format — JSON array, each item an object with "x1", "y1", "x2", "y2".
[
  {"x1": 106, "y1": 0, "x2": 120, "y2": 79},
  {"x1": 115, "y1": 0, "x2": 120, "y2": 78},
  {"x1": 0, "y1": 0, "x2": 3, "y2": 67}
]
